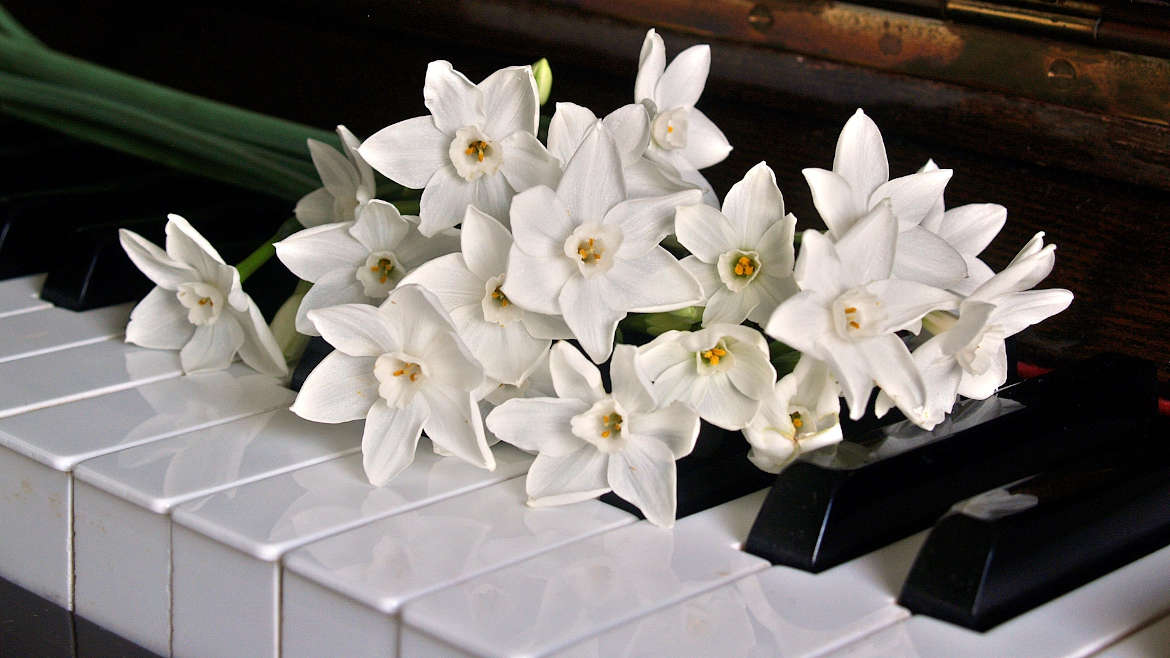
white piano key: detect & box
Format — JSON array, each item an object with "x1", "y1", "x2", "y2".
[
  {"x1": 169, "y1": 444, "x2": 535, "y2": 658},
  {"x1": 399, "y1": 489, "x2": 772, "y2": 658},
  {"x1": 0, "y1": 339, "x2": 182, "y2": 419},
  {"x1": 1095, "y1": 614, "x2": 1170, "y2": 657},
  {"x1": 0, "y1": 273, "x2": 50, "y2": 318},
  {"x1": 556, "y1": 531, "x2": 926, "y2": 658},
  {"x1": 0, "y1": 303, "x2": 131, "y2": 364},
  {"x1": 281, "y1": 476, "x2": 637, "y2": 658},
  {"x1": 71, "y1": 410, "x2": 362, "y2": 655},
  {"x1": 0, "y1": 364, "x2": 291, "y2": 611},
  {"x1": 827, "y1": 541, "x2": 1170, "y2": 658}
]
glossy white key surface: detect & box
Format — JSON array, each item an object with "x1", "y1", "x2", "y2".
[
  {"x1": 281, "y1": 477, "x2": 635, "y2": 657},
  {"x1": 1095, "y1": 614, "x2": 1170, "y2": 657},
  {"x1": 0, "y1": 447, "x2": 72, "y2": 608},
  {"x1": 829, "y1": 542, "x2": 1170, "y2": 657},
  {"x1": 557, "y1": 532, "x2": 926, "y2": 658},
  {"x1": 0, "y1": 364, "x2": 293, "y2": 470},
  {"x1": 170, "y1": 445, "x2": 534, "y2": 658},
  {"x1": 0, "y1": 303, "x2": 131, "y2": 363},
  {"x1": 0, "y1": 273, "x2": 49, "y2": 317},
  {"x1": 400, "y1": 490, "x2": 771, "y2": 657},
  {"x1": 0, "y1": 339, "x2": 181, "y2": 419}
]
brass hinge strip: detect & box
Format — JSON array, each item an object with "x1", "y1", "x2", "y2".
[{"x1": 946, "y1": 0, "x2": 1099, "y2": 36}]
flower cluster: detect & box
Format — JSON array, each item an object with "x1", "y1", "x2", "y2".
[{"x1": 120, "y1": 30, "x2": 1070, "y2": 528}]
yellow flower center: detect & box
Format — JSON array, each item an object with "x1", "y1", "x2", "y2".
[
  {"x1": 600, "y1": 412, "x2": 624, "y2": 439},
  {"x1": 197, "y1": 297, "x2": 212, "y2": 306},
  {"x1": 577, "y1": 237, "x2": 603, "y2": 263},
  {"x1": 391, "y1": 362, "x2": 422, "y2": 383},
  {"x1": 370, "y1": 258, "x2": 395, "y2": 285},
  {"x1": 790, "y1": 411, "x2": 804, "y2": 429},
  {"x1": 465, "y1": 140, "x2": 490, "y2": 163},
  {"x1": 844, "y1": 306, "x2": 860, "y2": 330},
  {"x1": 700, "y1": 346, "x2": 728, "y2": 366},
  {"x1": 732, "y1": 254, "x2": 757, "y2": 278},
  {"x1": 490, "y1": 286, "x2": 510, "y2": 308}
]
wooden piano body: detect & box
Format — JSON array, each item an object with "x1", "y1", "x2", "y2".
[{"x1": 1, "y1": 1, "x2": 1169, "y2": 656}]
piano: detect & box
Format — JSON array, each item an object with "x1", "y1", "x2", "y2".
[{"x1": 2, "y1": 1, "x2": 1169, "y2": 656}]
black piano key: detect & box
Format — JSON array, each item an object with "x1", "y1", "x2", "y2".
[
  {"x1": 600, "y1": 422, "x2": 776, "y2": 521},
  {"x1": 899, "y1": 418, "x2": 1170, "y2": 631},
  {"x1": 0, "y1": 575, "x2": 74, "y2": 657},
  {"x1": 75, "y1": 615, "x2": 161, "y2": 658},
  {"x1": 743, "y1": 353, "x2": 1157, "y2": 573},
  {"x1": 290, "y1": 336, "x2": 333, "y2": 392}
]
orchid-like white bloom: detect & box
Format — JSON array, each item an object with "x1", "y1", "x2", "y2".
[
  {"x1": 764, "y1": 203, "x2": 959, "y2": 426},
  {"x1": 743, "y1": 355, "x2": 842, "y2": 473},
  {"x1": 274, "y1": 200, "x2": 458, "y2": 336},
  {"x1": 876, "y1": 232, "x2": 1073, "y2": 424},
  {"x1": 638, "y1": 324, "x2": 775, "y2": 430},
  {"x1": 295, "y1": 125, "x2": 376, "y2": 227},
  {"x1": 119, "y1": 214, "x2": 287, "y2": 377},
  {"x1": 802, "y1": 110, "x2": 966, "y2": 288},
  {"x1": 486, "y1": 342, "x2": 700, "y2": 528},
  {"x1": 399, "y1": 205, "x2": 570, "y2": 387},
  {"x1": 547, "y1": 102, "x2": 698, "y2": 202},
  {"x1": 919, "y1": 159, "x2": 1007, "y2": 295},
  {"x1": 676, "y1": 161, "x2": 798, "y2": 326},
  {"x1": 502, "y1": 123, "x2": 703, "y2": 363},
  {"x1": 635, "y1": 29, "x2": 731, "y2": 202},
  {"x1": 290, "y1": 285, "x2": 494, "y2": 486},
  {"x1": 359, "y1": 61, "x2": 560, "y2": 236}
]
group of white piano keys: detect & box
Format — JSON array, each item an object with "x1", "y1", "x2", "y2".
[{"x1": 1, "y1": 266, "x2": 1169, "y2": 658}]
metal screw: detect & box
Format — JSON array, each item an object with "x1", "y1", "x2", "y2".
[
  {"x1": 748, "y1": 4, "x2": 774, "y2": 32},
  {"x1": 1047, "y1": 58, "x2": 1076, "y2": 80}
]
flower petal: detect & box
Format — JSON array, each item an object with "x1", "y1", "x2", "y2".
[
  {"x1": 655, "y1": 43, "x2": 710, "y2": 110},
  {"x1": 486, "y1": 397, "x2": 589, "y2": 456},
  {"x1": 835, "y1": 201, "x2": 897, "y2": 286},
  {"x1": 674, "y1": 203, "x2": 737, "y2": 262},
  {"x1": 989, "y1": 289, "x2": 1073, "y2": 337},
  {"x1": 459, "y1": 318, "x2": 550, "y2": 387},
  {"x1": 763, "y1": 291, "x2": 833, "y2": 355},
  {"x1": 610, "y1": 344, "x2": 656, "y2": 413},
  {"x1": 603, "y1": 103, "x2": 652, "y2": 168},
  {"x1": 180, "y1": 315, "x2": 244, "y2": 374},
  {"x1": 556, "y1": 123, "x2": 626, "y2": 224},
  {"x1": 458, "y1": 206, "x2": 512, "y2": 280},
  {"x1": 680, "y1": 255, "x2": 720, "y2": 299},
  {"x1": 634, "y1": 29, "x2": 666, "y2": 103},
  {"x1": 623, "y1": 157, "x2": 692, "y2": 199},
  {"x1": 937, "y1": 203, "x2": 1006, "y2": 255},
  {"x1": 869, "y1": 169, "x2": 952, "y2": 228},
  {"x1": 802, "y1": 168, "x2": 863, "y2": 239},
  {"x1": 307, "y1": 303, "x2": 399, "y2": 357},
  {"x1": 120, "y1": 229, "x2": 198, "y2": 291},
  {"x1": 703, "y1": 287, "x2": 757, "y2": 327},
  {"x1": 164, "y1": 215, "x2": 232, "y2": 292},
  {"x1": 970, "y1": 236, "x2": 1057, "y2": 301},
  {"x1": 679, "y1": 108, "x2": 731, "y2": 170},
  {"x1": 628, "y1": 402, "x2": 699, "y2": 459},
  {"x1": 832, "y1": 109, "x2": 888, "y2": 201},
  {"x1": 508, "y1": 185, "x2": 576, "y2": 258},
  {"x1": 479, "y1": 65, "x2": 539, "y2": 137},
  {"x1": 549, "y1": 340, "x2": 606, "y2": 402},
  {"x1": 234, "y1": 300, "x2": 289, "y2": 377},
  {"x1": 291, "y1": 351, "x2": 378, "y2": 423},
  {"x1": 307, "y1": 138, "x2": 359, "y2": 202},
  {"x1": 747, "y1": 271, "x2": 798, "y2": 325},
  {"x1": 547, "y1": 102, "x2": 598, "y2": 164},
  {"x1": 275, "y1": 222, "x2": 365, "y2": 282},
  {"x1": 609, "y1": 439, "x2": 678, "y2": 528},
  {"x1": 792, "y1": 229, "x2": 844, "y2": 297},
  {"x1": 603, "y1": 247, "x2": 702, "y2": 313},
  {"x1": 722, "y1": 161, "x2": 784, "y2": 245},
  {"x1": 727, "y1": 343, "x2": 775, "y2": 402},
  {"x1": 500, "y1": 131, "x2": 562, "y2": 192},
  {"x1": 957, "y1": 339, "x2": 1008, "y2": 399},
  {"x1": 359, "y1": 116, "x2": 449, "y2": 189},
  {"x1": 609, "y1": 189, "x2": 703, "y2": 258},
  {"x1": 419, "y1": 164, "x2": 477, "y2": 236},
  {"x1": 700, "y1": 372, "x2": 762, "y2": 430},
  {"x1": 348, "y1": 200, "x2": 412, "y2": 253},
  {"x1": 398, "y1": 253, "x2": 483, "y2": 310},
  {"x1": 294, "y1": 268, "x2": 369, "y2": 336},
  {"x1": 860, "y1": 334, "x2": 927, "y2": 422},
  {"x1": 820, "y1": 338, "x2": 875, "y2": 420},
  {"x1": 865, "y1": 279, "x2": 960, "y2": 333},
  {"x1": 421, "y1": 385, "x2": 494, "y2": 470},
  {"x1": 125, "y1": 286, "x2": 194, "y2": 349},
  {"x1": 501, "y1": 246, "x2": 574, "y2": 316},
  {"x1": 637, "y1": 331, "x2": 692, "y2": 380},
  {"x1": 294, "y1": 187, "x2": 336, "y2": 228},
  {"x1": 892, "y1": 225, "x2": 969, "y2": 289},
  {"x1": 526, "y1": 446, "x2": 611, "y2": 506},
  {"x1": 519, "y1": 311, "x2": 574, "y2": 340},
  {"x1": 362, "y1": 399, "x2": 426, "y2": 486},
  {"x1": 424, "y1": 60, "x2": 484, "y2": 135}
]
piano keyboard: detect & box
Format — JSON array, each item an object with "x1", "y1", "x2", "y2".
[{"x1": 2, "y1": 247, "x2": 1169, "y2": 655}]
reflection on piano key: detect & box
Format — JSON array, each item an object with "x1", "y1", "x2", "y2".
[
  {"x1": 169, "y1": 444, "x2": 534, "y2": 658},
  {"x1": 281, "y1": 476, "x2": 636, "y2": 658},
  {"x1": 0, "y1": 273, "x2": 50, "y2": 318},
  {"x1": 72, "y1": 410, "x2": 363, "y2": 654},
  {"x1": 1095, "y1": 614, "x2": 1170, "y2": 657},
  {"x1": 0, "y1": 302, "x2": 131, "y2": 363},
  {"x1": 399, "y1": 490, "x2": 771, "y2": 657}
]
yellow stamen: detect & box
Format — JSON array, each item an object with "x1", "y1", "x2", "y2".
[
  {"x1": 198, "y1": 297, "x2": 211, "y2": 306},
  {"x1": 732, "y1": 254, "x2": 756, "y2": 277},
  {"x1": 601, "y1": 430, "x2": 610, "y2": 438},
  {"x1": 392, "y1": 369, "x2": 405, "y2": 376},
  {"x1": 849, "y1": 320, "x2": 860, "y2": 329},
  {"x1": 409, "y1": 372, "x2": 418, "y2": 382},
  {"x1": 667, "y1": 125, "x2": 673, "y2": 133},
  {"x1": 844, "y1": 306, "x2": 857, "y2": 314},
  {"x1": 465, "y1": 140, "x2": 489, "y2": 162},
  {"x1": 577, "y1": 237, "x2": 603, "y2": 263},
  {"x1": 791, "y1": 412, "x2": 804, "y2": 429},
  {"x1": 712, "y1": 347, "x2": 727, "y2": 357}
]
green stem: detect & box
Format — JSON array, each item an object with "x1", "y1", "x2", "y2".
[{"x1": 0, "y1": 5, "x2": 40, "y2": 45}]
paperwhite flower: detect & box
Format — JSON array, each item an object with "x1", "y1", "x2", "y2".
[
  {"x1": 359, "y1": 61, "x2": 560, "y2": 236},
  {"x1": 675, "y1": 161, "x2": 798, "y2": 326},
  {"x1": 295, "y1": 125, "x2": 376, "y2": 227},
  {"x1": 502, "y1": 122, "x2": 703, "y2": 363},
  {"x1": 274, "y1": 200, "x2": 459, "y2": 336},
  {"x1": 486, "y1": 342, "x2": 700, "y2": 528},
  {"x1": 919, "y1": 159, "x2": 1007, "y2": 295},
  {"x1": 290, "y1": 285, "x2": 494, "y2": 486},
  {"x1": 802, "y1": 109, "x2": 966, "y2": 288},
  {"x1": 743, "y1": 355, "x2": 842, "y2": 473},
  {"x1": 399, "y1": 205, "x2": 570, "y2": 387},
  {"x1": 764, "y1": 203, "x2": 959, "y2": 425},
  {"x1": 547, "y1": 102, "x2": 698, "y2": 202},
  {"x1": 876, "y1": 232, "x2": 1073, "y2": 424},
  {"x1": 635, "y1": 29, "x2": 731, "y2": 202},
  {"x1": 119, "y1": 214, "x2": 287, "y2": 377},
  {"x1": 637, "y1": 324, "x2": 775, "y2": 430}
]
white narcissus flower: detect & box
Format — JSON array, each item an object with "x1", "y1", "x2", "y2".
[
  {"x1": 399, "y1": 205, "x2": 571, "y2": 387},
  {"x1": 919, "y1": 159, "x2": 1007, "y2": 296},
  {"x1": 359, "y1": 61, "x2": 560, "y2": 236},
  {"x1": 119, "y1": 214, "x2": 287, "y2": 377},
  {"x1": 802, "y1": 109, "x2": 966, "y2": 288},
  {"x1": 743, "y1": 355, "x2": 842, "y2": 473},
  {"x1": 486, "y1": 342, "x2": 700, "y2": 528},
  {"x1": 676, "y1": 161, "x2": 798, "y2": 326},
  {"x1": 502, "y1": 122, "x2": 703, "y2": 364},
  {"x1": 637, "y1": 324, "x2": 775, "y2": 430},
  {"x1": 764, "y1": 203, "x2": 959, "y2": 426},
  {"x1": 876, "y1": 232, "x2": 1073, "y2": 424},
  {"x1": 635, "y1": 29, "x2": 731, "y2": 202},
  {"x1": 274, "y1": 200, "x2": 459, "y2": 336},
  {"x1": 295, "y1": 125, "x2": 376, "y2": 227},
  {"x1": 290, "y1": 285, "x2": 494, "y2": 486}
]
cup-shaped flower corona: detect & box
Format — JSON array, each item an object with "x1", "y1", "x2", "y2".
[
  {"x1": 274, "y1": 200, "x2": 459, "y2": 336},
  {"x1": 295, "y1": 125, "x2": 376, "y2": 227},
  {"x1": 502, "y1": 122, "x2": 703, "y2": 364},
  {"x1": 399, "y1": 205, "x2": 571, "y2": 388},
  {"x1": 802, "y1": 109, "x2": 966, "y2": 289},
  {"x1": 743, "y1": 355, "x2": 843, "y2": 473},
  {"x1": 119, "y1": 214, "x2": 287, "y2": 377},
  {"x1": 290, "y1": 285, "x2": 495, "y2": 486},
  {"x1": 675, "y1": 161, "x2": 799, "y2": 326},
  {"x1": 764, "y1": 202, "x2": 960, "y2": 427},
  {"x1": 636, "y1": 324, "x2": 776, "y2": 430},
  {"x1": 359, "y1": 61, "x2": 561, "y2": 236},
  {"x1": 486, "y1": 342, "x2": 700, "y2": 528}
]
